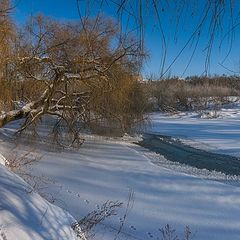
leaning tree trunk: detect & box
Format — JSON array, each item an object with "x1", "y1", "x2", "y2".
[
  {"x1": 0, "y1": 87, "x2": 51, "y2": 128},
  {"x1": 0, "y1": 109, "x2": 30, "y2": 128}
]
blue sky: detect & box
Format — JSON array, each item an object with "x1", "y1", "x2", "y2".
[{"x1": 12, "y1": 0, "x2": 240, "y2": 78}]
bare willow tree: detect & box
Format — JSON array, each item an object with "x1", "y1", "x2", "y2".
[{"x1": 0, "y1": 10, "x2": 147, "y2": 145}]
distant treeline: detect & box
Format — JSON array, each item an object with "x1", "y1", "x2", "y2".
[{"x1": 145, "y1": 75, "x2": 240, "y2": 112}]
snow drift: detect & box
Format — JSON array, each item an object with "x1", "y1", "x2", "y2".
[{"x1": 0, "y1": 153, "x2": 79, "y2": 240}]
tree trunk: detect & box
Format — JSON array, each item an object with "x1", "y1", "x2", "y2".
[{"x1": 0, "y1": 109, "x2": 30, "y2": 128}]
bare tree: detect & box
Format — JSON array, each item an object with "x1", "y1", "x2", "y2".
[{"x1": 0, "y1": 12, "x2": 146, "y2": 145}]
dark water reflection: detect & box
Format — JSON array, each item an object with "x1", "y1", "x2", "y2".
[{"x1": 138, "y1": 134, "x2": 240, "y2": 176}]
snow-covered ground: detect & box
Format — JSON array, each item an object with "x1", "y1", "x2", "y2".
[
  {"x1": 148, "y1": 105, "x2": 240, "y2": 157},
  {"x1": 1, "y1": 103, "x2": 240, "y2": 240},
  {"x1": 0, "y1": 154, "x2": 78, "y2": 240},
  {"x1": 1, "y1": 118, "x2": 240, "y2": 240}
]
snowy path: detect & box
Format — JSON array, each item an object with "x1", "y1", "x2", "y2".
[{"x1": 1, "y1": 134, "x2": 240, "y2": 240}]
